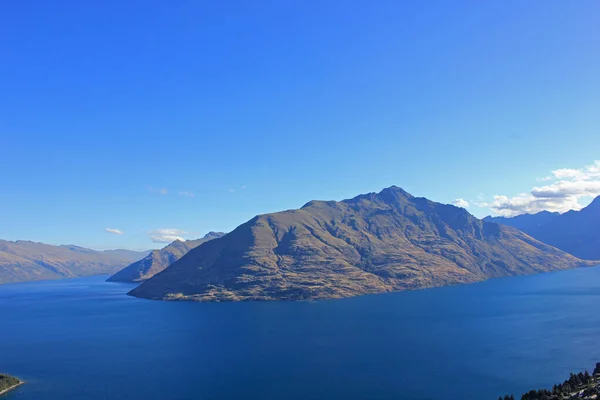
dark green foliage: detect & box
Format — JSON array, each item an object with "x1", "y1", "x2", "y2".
[
  {"x1": 0, "y1": 373, "x2": 22, "y2": 392},
  {"x1": 501, "y1": 363, "x2": 600, "y2": 400},
  {"x1": 521, "y1": 389, "x2": 551, "y2": 400}
]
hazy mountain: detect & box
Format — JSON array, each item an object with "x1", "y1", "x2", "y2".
[
  {"x1": 130, "y1": 187, "x2": 595, "y2": 302},
  {"x1": 107, "y1": 232, "x2": 225, "y2": 283},
  {"x1": 0, "y1": 240, "x2": 150, "y2": 284},
  {"x1": 484, "y1": 196, "x2": 600, "y2": 260},
  {"x1": 483, "y1": 211, "x2": 560, "y2": 236}
]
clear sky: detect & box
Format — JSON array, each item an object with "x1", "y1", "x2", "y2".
[{"x1": 1, "y1": 1, "x2": 599, "y2": 250}]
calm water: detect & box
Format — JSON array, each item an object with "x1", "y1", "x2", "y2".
[{"x1": 2, "y1": 267, "x2": 600, "y2": 400}]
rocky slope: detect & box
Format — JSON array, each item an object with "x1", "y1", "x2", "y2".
[
  {"x1": 484, "y1": 196, "x2": 600, "y2": 260},
  {"x1": 107, "y1": 232, "x2": 225, "y2": 282},
  {"x1": 130, "y1": 187, "x2": 597, "y2": 302},
  {"x1": 0, "y1": 240, "x2": 150, "y2": 284}
]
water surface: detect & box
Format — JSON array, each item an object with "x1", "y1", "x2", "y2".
[{"x1": 2, "y1": 267, "x2": 600, "y2": 399}]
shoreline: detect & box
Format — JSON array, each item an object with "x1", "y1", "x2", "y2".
[{"x1": 0, "y1": 380, "x2": 24, "y2": 397}]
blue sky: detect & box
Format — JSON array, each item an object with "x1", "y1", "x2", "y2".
[{"x1": 1, "y1": 1, "x2": 599, "y2": 250}]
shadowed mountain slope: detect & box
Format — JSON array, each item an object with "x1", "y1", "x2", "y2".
[
  {"x1": 107, "y1": 232, "x2": 225, "y2": 282},
  {"x1": 483, "y1": 211, "x2": 560, "y2": 236},
  {"x1": 484, "y1": 196, "x2": 600, "y2": 260},
  {"x1": 131, "y1": 187, "x2": 596, "y2": 302}
]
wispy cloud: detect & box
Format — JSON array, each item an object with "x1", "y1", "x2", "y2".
[
  {"x1": 105, "y1": 228, "x2": 123, "y2": 235},
  {"x1": 488, "y1": 160, "x2": 600, "y2": 216},
  {"x1": 179, "y1": 191, "x2": 194, "y2": 197},
  {"x1": 147, "y1": 186, "x2": 168, "y2": 195},
  {"x1": 451, "y1": 198, "x2": 469, "y2": 208},
  {"x1": 148, "y1": 228, "x2": 189, "y2": 243},
  {"x1": 228, "y1": 185, "x2": 247, "y2": 193},
  {"x1": 472, "y1": 193, "x2": 488, "y2": 207}
]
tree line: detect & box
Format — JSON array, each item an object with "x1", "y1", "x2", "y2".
[{"x1": 499, "y1": 363, "x2": 600, "y2": 400}]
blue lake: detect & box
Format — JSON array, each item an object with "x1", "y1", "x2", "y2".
[{"x1": 2, "y1": 267, "x2": 600, "y2": 400}]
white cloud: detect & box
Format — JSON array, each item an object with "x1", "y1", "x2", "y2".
[
  {"x1": 552, "y1": 169, "x2": 583, "y2": 180},
  {"x1": 105, "y1": 228, "x2": 123, "y2": 235},
  {"x1": 489, "y1": 160, "x2": 600, "y2": 216},
  {"x1": 159, "y1": 188, "x2": 168, "y2": 195},
  {"x1": 179, "y1": 191, "x2": 194, "y2": 197},
  {"x1": 531, "y1": 180, "x2": 600, "y2": 198},
  {"x1": 452, "y1": 198, "x2": 469, "y2": 208},
  {"x1": 151, "y1": 235, "x2": 185, "y2": 243},
  {"x1": 488, "y1": 194, "x2": 583, "y2": 216},
  {"x1": 148, "y1": 228, "x2": 189, "y2": 243}
]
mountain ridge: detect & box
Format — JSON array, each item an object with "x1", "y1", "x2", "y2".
[
  {"x1": 107, "y1": 232, "x2": 225, "y2": 282},
  {"x1": 484, "y1": 196, "x2": 600, "y2": 260},
  {"x1": 0, "y1": 240, "x2": 150, "y2": 284},
  {"x1": 130, "y1": 187, "x2": 596, "y2": 302}
]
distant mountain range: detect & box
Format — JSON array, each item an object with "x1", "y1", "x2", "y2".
[
  {"x1": 484, "y1": 196, "x2": 600, "y2": 260},
  {"x1": 107, "y1": 232, "x2": 225, "y2": 283},
  {"x1": 130, "y1": 187, "x2": 595, "y2": 302},
  {"x1": 0, "y1": 240, "x2": 150, "y2": 284}
]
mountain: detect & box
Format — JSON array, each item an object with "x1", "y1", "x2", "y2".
[
  {"x1": 484, "y1": 196, "x2": 600, "y2": 260},
  {"x1": 107, "y1": 232, "x2": 226, "y2": 282},
  {"x1": 483, "y1": 211, "x2": 560, "y2": 236},
  {"x1": 0, "y1": 240, "x2": 150, "y2": 284},
  {"x1": 130, "y1": 187, "x2": 596, "y2": 302}
]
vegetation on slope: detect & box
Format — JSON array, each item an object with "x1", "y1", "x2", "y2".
[{"x1": 0, "y1": 373, "x2": 22, "y2": 395}]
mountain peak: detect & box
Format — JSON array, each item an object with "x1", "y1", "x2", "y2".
[
  {"x1": 203, "y1": 231, "x2": 226, "y2": 239},
  {"x1": 376, "y1": 186, "x2": 414, "y2": 208},
  {"x1": 379, "y1": 186, "x2": 412, "y2": 197}
]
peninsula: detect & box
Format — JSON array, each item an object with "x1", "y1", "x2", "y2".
[{"x1": 0, "y1": 374, "x2": 23, "y2": 396}]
